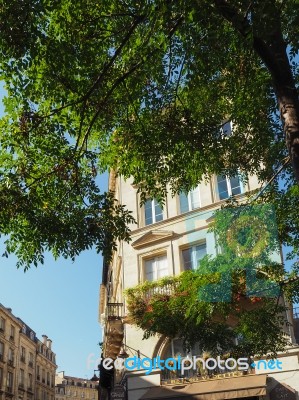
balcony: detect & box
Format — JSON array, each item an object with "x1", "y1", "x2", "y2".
[
  {"x1": 161, "y1": 362, "x2": 255, "y2": 386},
  {"x1": 18, "y1": 383, "x2": 25, "y2": 390},
  {"x1": 27, "y1": 387, "x2": 33, "y2": 393},
  {"x1": 104, "y1": 303, "x2": 124, "y2": 359},
  {"x1": 9, "y1": 336, "x2": 14, "y2": 342},
  {"x1": 7, "y1": 359, "x2": 14, "y2": 368},
  {"x1": 124, "y1": 273, "x2": 285, "y2": 358}
]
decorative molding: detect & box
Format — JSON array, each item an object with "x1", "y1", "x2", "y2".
[{"x1": 131, "y1": 230, "x2": 177, "y2": 249}]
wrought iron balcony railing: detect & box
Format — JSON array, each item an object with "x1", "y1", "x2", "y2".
[{"x1": 105, "y1": 303, "x2": 123, "y2": 321}]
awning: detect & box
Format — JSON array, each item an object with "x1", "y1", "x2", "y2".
[{"x1": 140, "y1": 374, "x2": 267, "y2": 400}]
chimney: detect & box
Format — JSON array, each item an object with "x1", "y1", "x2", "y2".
[
  {"x1": 42, "y1": 335, "x2": 48, "y2": 344},
  {"x1": 47, "y1": 339, "x2": 52, "y2": 349}
]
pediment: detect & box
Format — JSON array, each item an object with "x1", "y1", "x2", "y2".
[{"x1": 132, "y1": 230, "x2": 176, "y2": 249}]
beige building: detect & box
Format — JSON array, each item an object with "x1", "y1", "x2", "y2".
[
  {"x1": 36, "y1": 336, "x2": 56, "y2": 400},
  {"x1": 0, "y1": 304, "x2": 57, "y2": 400},
  {"x1": 99, "y1": 170, "x2": 299, "y2": 400},
  {"x1": 55, "y1": 372, "x2": 98, "y2": 400}
]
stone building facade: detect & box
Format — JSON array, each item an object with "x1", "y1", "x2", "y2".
[
  {"x1": 99, "y1": 171, "x2": 299, "y2": 400},
  {"x1": 0, "y1": 304, "x2": 56, "y2": 400},
  {"x1": 55, "y1": 372, "x2": 98, "y2": 400}
]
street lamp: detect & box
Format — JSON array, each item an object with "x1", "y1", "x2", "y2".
[
  {"x1": 90, "y1": 366, "x2": 101, "y2": 400},
  {"x1": 118, "y1": 343, "x2": 151, "y2": 359}
]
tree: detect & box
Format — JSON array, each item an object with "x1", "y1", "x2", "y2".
[{"x1": 0, "y1": 0, "x2": 298, "y2": 269}]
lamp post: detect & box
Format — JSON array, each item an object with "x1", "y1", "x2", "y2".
[{"x1": 90, "y1": 366, "x2": 101, "y2": 400}]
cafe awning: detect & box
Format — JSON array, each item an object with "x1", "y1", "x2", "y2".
[{"x1": 140, "y1": 374, "x2": 267, "y2": 400}]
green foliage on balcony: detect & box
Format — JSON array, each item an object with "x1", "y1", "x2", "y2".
[
  {"x1": 125, "y1": 204, "x2": 295, "y2": 358},
  {"x1": 125, "y1": 271, "x2": 288, "y2": 358}
]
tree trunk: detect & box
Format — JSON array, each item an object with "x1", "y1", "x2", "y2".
[
  {"x1": 213, "y1": 0, "x2": 299, "y2": 182},
  {"x1": 253, "y1": 30, "x2": 299, "y2": 183}
]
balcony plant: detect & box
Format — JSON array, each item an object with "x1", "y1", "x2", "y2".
[{"x1": 125, "y1": 204, "x2": 292, "y2": 359}]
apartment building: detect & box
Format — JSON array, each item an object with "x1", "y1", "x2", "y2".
[
  {"x1": 55, "y1": 371, "x2": 98, "y2": 400},
  {"x1": 0, "y1": 304, "x2": 57, "y2": 400},
  {"x1": 36, "y1": 336, "x2": 56, "y2": 400},
  {"x1": 99, "y1": 172, "x2": 299, "y2": 400}
]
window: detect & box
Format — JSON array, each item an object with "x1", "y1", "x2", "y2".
[
  {"x1": 0, "y1": 367, "x2": 3, "y2": 388},
  {"x1": 216, "y1": 175, "x2": 243, "y2": 200},
  {"x1": 179, "y1": 186, "x2": 200, "y2": 213},
  {"x1": 0, "y1": 318, "x2": 5, "y2": 333},
  {"x1": 28, "y1": 373, "x2": 33, "y2": 389},
  {"x1": 21, "y1": 346, "x2": 26, "y2": 362},
  {"x1": 0, "y1": 342, "x2": 4, "y2": 361},
  {"x1": 30, "y1": 331, "x2": 34, "y2": 340},
  {"x1": 220, "y1": 121, "x2": 232, "y2": 138},
  {"x1": 8, "y1": 348, "x2": 14, "y2": 363},
  {"x1": 29, "y1": 352, "x2": 34, "y2": 367},
  {"x1": 22, "y1": 324, "x2": 26, "y2": 334},
  {"x1": 10, "y1": 325, "x2": 15, "y2": 340},
  {"x1": 7, "y1": 371, "x2": 13, "y2": 391},
  {"x1": 182, "y1": 243, "x2": 207, "y2": 270},
  {"x1": 144, "y1": 198, "x2": 163, "y2": 225},
  {"x1": 144, "y1": 255, "x2": 168, "y2": 281},
  {"x1": 19, "y1": 369, "x2": 25, "y2": 386}
]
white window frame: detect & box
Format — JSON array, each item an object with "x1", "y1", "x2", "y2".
[
  {"x1": 144, "y1": 198, "x2": 163, "y2": 225},
  {"x1": 181, "y1": 243, "x2": 207, "y2": 271},
  {"x1": 179, "y1": 186, "x2": 201, "y2": 213},
  {"x1": 216, "y1": 175, "x2": 244, "y2": 201},
  {"x1": 144, "y1": 254, "x2": 169, "y2": 282}
]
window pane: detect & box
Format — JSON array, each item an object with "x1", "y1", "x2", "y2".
[
  {"x1": 144, "y1": 199, "x2": 153, "y2": 225},
  {"x1": 156, "y1": 255, "x2": 168, "y2": 278},
  {"x1": 221, "y1": 121, "x2": 232, "y2": 137},
  {"x1": 230, "y1": 176, "x2": 242, "y2": 196},
  {"x1": 194, "y1": 244, "x2": 207, "y2": 269},
  {"x1": 190, "y1": 187, "x2": 200, "y2": 209},
  {"x1": 182, "y1": 248, "x2": 192, "y2": 270},
  {"x1": 217, "y1": 175, "x2": 229, "y2": 200},
  {"x1": 145, "y1": 259, "x2": 155, "y2": 281},
  {"x1": 179, "y1": 192, "x2": 189, "y2": 213},
  {"x1": 154, "y1": 199, "x2": 163, "y2": 222}
]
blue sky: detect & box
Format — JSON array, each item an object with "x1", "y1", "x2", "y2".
[{"x1": 0, "y1": 85, "x2": 105, "y2": 379}]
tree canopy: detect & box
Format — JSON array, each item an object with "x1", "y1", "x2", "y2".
[{"x1": 0, "y1": 0, "x2": 298, "y2": 269}]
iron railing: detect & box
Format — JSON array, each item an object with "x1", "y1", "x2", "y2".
[{"x1": 106, "y1": 303, "x2": 123, "y2": 320}]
